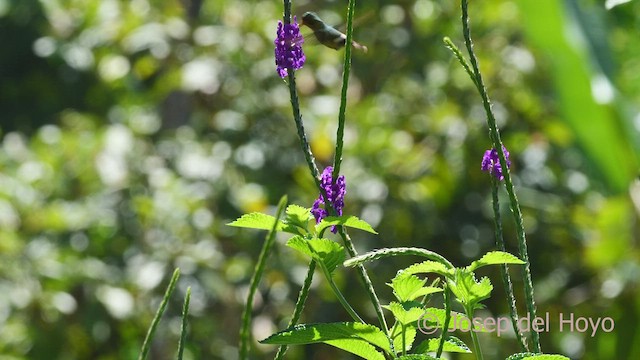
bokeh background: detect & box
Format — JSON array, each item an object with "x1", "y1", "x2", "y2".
[{"x1": 1, "y1": 0, "x2": 639, "y2": 359}]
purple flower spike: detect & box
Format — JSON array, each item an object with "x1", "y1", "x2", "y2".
[
  {"x1": 312, "y1": 166, "x2": 346, "y2": 233},
  {"x1": 481, "y1": 145, "x2": 511, "y2": 181},
  {"x1": 274, "y1": 17, "x2": 305, "y2": 78}
]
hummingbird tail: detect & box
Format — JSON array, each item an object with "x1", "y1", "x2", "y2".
[{"x1": 352, "y1": 41, "x2": 368, "y2": 53}]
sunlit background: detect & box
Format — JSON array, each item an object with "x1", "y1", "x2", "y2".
[{"x1": 1, "y1": 0, "x2": 639, "y2": 359}]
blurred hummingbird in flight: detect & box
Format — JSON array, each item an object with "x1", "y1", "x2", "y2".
[{"x1": 301, "y1": 12, "x2": 368, "y2": 53}]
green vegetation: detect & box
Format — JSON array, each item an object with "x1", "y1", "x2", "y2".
[{"x1": 0, "y1": 0, "x2": 638, "y2": 359}]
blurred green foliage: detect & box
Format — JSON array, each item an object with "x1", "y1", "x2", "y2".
[{"x1": 0, "y1": 0, "x2": 638, "y2": 359}]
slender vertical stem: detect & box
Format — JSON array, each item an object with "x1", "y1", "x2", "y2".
[
  {"x1": 177, "y1": 287, "x2": 191, "y2": 360},
  {"x1": 436, "y1": 285, "x2": 452, "y2": 358},
  {"x1": 281, "y1": 0, "x2": 392, "y2": 347},
  {"x1": 240, "y1": 197, "x2": 288, "y2": 360},
  {"x1": 274, "y1": 261, "x2": 316, "y2": 360},
  {"x1": 139, "y1": 268, "x2": 180, "y2": 360},
  {"x1": 329, "y1": 0, "x2": 391, "y2": 337},
  {"x1": 337, "y1": 228, "x2": 392, "y2": 345},
  {"x1": 319, "y1": 260, "x2": 365, "y2": 324},
  {"x1": 460, "y1": 0, "x2": 541, "y2": 352},
  {"x1": 401, "y1": 324, "x2": 407, "y2": 356},
  {"x1": 282, "y1": 0, "x2": 324, "y2": 193},
  {"x1": 491, "y1": 177, "x2": 528, "y2": 352},
  {"x1": 332, "y1": 0, "x2": 356, "y2": 180},
  {"x1": 464, "y1": 305, "x2": 484, "y2": 360}
]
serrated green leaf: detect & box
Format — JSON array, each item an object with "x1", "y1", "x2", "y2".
[
  {"x1": 227, "y1": 212, "x2": 288, "y2": 232},
  {"x1": 417, "y1": 308, "x2": 487, "y2": 333},
  {"x1": 286, "y1": 237, "x2": 345, "y2": 274},
  {"x1": 400, "y1": 261, "x2": 453, "y2": 278},
  {"x1": 391, "y1": 324, "x2": 417, "y2": 353},
  {"x1": 285, "y1": 205, "x2": 313, "y2": 228},
  {"x1": 343, "y1": 247, "x2": 453, "y2": 269},
  {"x1": 390, "y1": 274, "x2": 442, "y2": 302},
  {"x1": 448, "y1": 271, "x2": 493, "y2": 308},
  {"x1": 396, "y1": 355, "x2": 439, "y2": 360},
  {"x1": 413, "y1": 336, "x2": 471, "y2": 354},
  {"x1": 324, "y1": 339, "x2": 386, "y2": 360},
  {"x1": 506, "y1": 354, "x2": 570, "y2": 360},
  {"x1": 317, "y1": 215, "x2": 377, "y2": 234},
  {"x1": 384, "y1": 302, "x2": 425, "y2": 325},
  {"x1": 260, "y1": 322, "x2": 391, "y2": 354},
  {"x1": 467, "y1": 251, "x2": 525, "y2": 272}
]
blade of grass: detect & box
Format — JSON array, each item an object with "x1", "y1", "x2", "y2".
[{"x1": 139, "y1": 268, "x2": 181, "y2": 360}]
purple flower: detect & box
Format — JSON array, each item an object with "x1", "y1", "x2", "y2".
[
  {"x1": 274, "y1": 17, "x2": 305, "y2": 78},
  {"x1": 311, "y1": 166, "x2": 346, "y2": 232},
  {"x1": 481, "y1": 145, "x2": 511, "y2": 181}
]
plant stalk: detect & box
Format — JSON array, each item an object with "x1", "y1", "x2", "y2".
[
  {"x1": 491, "y1": 177, "x2": 528, "y2": 352},
  {"x1": 274, "y1": 260, "x2": 316, "y2": 360},
  {"x1": 460, "y1": 0, "x2": 540, "y2": 352}
]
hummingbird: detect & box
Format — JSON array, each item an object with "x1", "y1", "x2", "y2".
[{"x1": 301, "y1": 12, "x2": 368, "y2": 53}]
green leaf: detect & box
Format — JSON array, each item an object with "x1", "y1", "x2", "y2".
[
  {"x1": 400, "y1": 261, "x2": 453, "y2": 278},
  {"x1": 391, "y1": 324, "x2": 417, "y2": 353},
  {"x1": 286, "y1": 237, "x2": 345, "y2": 274},
  {"x1": 448, "y1": 271, "x2": 493, "y2": 308},
  {"x1": 260, "y1": 322, "x2": 391, "y2": 354},
  {"x1": 605, "y1": 0, "x2": 632, "y2": 10},
  {"x1": 384, "y1": 301, "x2": 425, "y2": 325},
  {"x1": 414, "y1": 336, "x2": 471, "y2": 354},
  {"x1": 324, "y1": 339, "x2": 386, "y2": 360},
  {"x1": 317, "y1": 215, "x2": 378, "y2": 234},
  {"x1": 418, "y1": 308, "x2": 486, "y2": 332},
  {"x1": 396, "y1": 355, "x2": 439, "y2": 360},
  {"x1": 467, "y1": 251, "x2": 525, "y2": 272},
  {"x1": 285, "y1": 205, "x2": 313, "y2": 229},
  {"x1": 518, "y1": 0, "x2": 638, "y2": 194},
  {"x1": 389, "y1": 274, "x2": 443, "y2": 302},
  {"x1": 506, "y1": 354, "x2": 570, "y2": 360},
  {"x1": 343, "y1": 247, "x2": 453, "y2": 269},
  {"x1": 227, "y1": 212, "x2": 288, "y2": 232}
]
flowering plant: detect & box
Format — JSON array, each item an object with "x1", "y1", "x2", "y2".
[{"x1": 225, "y1": 1, "x2": 569, "y2": 359}]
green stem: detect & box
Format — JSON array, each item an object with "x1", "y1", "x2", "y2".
[
  {"x1": 177, "y1": 287, "x2": 191, "y2": 360},
  {"x1": 344, "y1": 247, "x2": 454, "y2": 270},
  {"x1": 332, "y1": 0, "x2": 356, "y2": 180},
  {"x1": 491, "y1": 177, "x2": 528, "y2": 352},
  {"x1": 274, "y1": 260, "x2": 316, "y2": 360},
  {"x1": 460, "y1": 0, "x2": 540, "y2": 352},
  {"x1": 317, "y1": 255, "x2": 365, "y2": 324},
  {"x1": 139, "y1": 268, "x2": 180, "y2": 360},
  {"x1": 436, "y1": 285, "x2": 452, "y2": 358},
  {"x1": 337, "y1": 229, "x2": 394, "y2": 353},
  {"x1": 283, "y1": 0, "x2": 392, "y2": 353},
  {"x1": 401, "y1": 324, "x2": 407, "y2": 356},
  {"x1": 239, "y1": 196, "x2": 288, "y2": 360},
  {"x1": 464, "y1": 305, "x2": 484, "y2": 360}
]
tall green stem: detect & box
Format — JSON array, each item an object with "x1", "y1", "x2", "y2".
[
  {"x1": 331, "y1": 0, "x2": 356, "y2": 180},
  {"x1": 240, "y1": 197, "x2": 287, "y2": 360},
  {"x1": 318, "y1": 259, "x2": 365, "y2": 324},
  {"x1": 491, "y1": 177, "x2": 528, "y2": 352},
  {"x1": 274, "y1": 260, "x2": 316, "y2": 360},
  {"x1": 464, "y1": 305, "x2": 484, "y2": 360},
  {"x1": 139, "y1": 268, "x2": 180, "y2": 360},
  {"x1": 337, "y1": 229, "x2": 391, "y2": 339},
  {"x1": 460, "y1": 0, "x2": 540, "y2": 352},
  {"x1": 281, "y1": 0, "x2": 392, "y2": 347},
  {"x1": 177, "y1": 287, "x2": 191, "y2": 360},
  {"x1": 436, "y1": 285, "x2": 452, "y2": 358}
]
